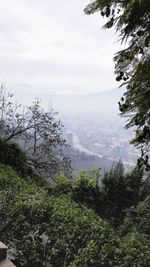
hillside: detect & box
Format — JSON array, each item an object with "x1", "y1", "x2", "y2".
[
  {"x1": 0, "y1": 142, "x2": 150, "y2": 266},
  {"x1": 13, "y1": 86, "x2": 137, "y2": 171}
]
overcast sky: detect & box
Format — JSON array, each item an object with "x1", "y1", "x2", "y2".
[{"x1": 0, "y1": 0, "x2": 121, "y2": 95}]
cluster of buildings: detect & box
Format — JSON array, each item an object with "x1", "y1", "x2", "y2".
[{"x1": 65, "y1": 118, "x2": 140, "y2": 167}]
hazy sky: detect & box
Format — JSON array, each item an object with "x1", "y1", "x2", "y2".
[{"x1": 0, "y1": 0, "x2": 121, "y2": 95}]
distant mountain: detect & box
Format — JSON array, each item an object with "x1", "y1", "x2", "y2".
[
  {"x1": 49, "y1": 88, "x2": 125, "y2": 120},
  {"x1": 12, "y1": 84, "x2": 125, "y2": 117}
]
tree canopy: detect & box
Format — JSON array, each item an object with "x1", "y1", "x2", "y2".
[
  {"x1": 84, "y1": 0, "x2": 150, "y2": 168},
  {"x1": 0, "y1": 160, "x2": 150, "y2": 266}
]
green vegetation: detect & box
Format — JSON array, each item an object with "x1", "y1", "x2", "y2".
[
  {"x1": 0, "y1": 142, "x2": 150, "y2": 266},
  {"x1": 0, "y1": 2, "x2": 150, "y2": 265},
  {"x1": 84, "y1": 0, "x2": 150, "y2": 169}
]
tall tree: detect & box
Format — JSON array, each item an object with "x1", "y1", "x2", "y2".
[
  {"x1": 84, "y1": 0, "x2": 150, "y2": 168},
  {"x1": 0, "y1": 86, "x2": 71, "y2": 180}
]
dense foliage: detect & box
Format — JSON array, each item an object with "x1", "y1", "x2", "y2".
[
  {"x1": 84, "y1": 0, "x2": 150, "y2": 168},
  {"x1": 0, "y1": 2, "x2": 150, "y2": 266},
  {"x1": 0, "y1": 143, "x2": 150, "y2": 266}
]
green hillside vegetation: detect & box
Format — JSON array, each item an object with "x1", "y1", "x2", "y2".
[
  {"x1": 0, "y1": 141, "x2": 150, "y2": 266},
  {"x1": 0, "y1": 0, "x2": 150, "y2": 266}
]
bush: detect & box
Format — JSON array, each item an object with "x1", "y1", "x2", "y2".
[
  {"x1": 0, "y1": 140, "x2": 49, "y2": 187},
  {"x1": 121, "y1": 195, "x2": 150, "y2": 236},
  {"x1": 0, "y1": 140, "x2": 27, "y2": 175},
  {"x1": 55, "y1": 174, "x2": 72, "y2": 194},
  {"x1": 118, "y1": 233, "x2": 150, "y2": 267},
  {"x1": 0, "y1": 165, "x2": 118, "y2": 267},
  {"x1": 0, "y1": 162, "x2": 150, "y2": 266}
]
